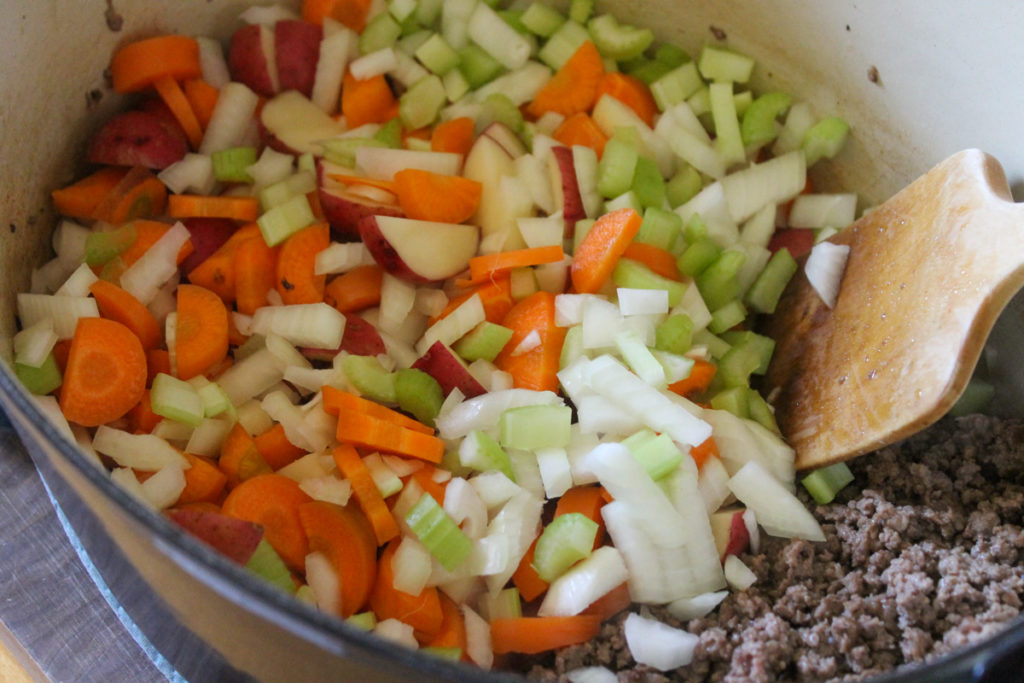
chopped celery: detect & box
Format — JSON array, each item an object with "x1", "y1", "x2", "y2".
[
  {"x1": 246, "y1": 539, "x2": 296, "y2": 594},
  {"x1": 373, "y1": 118, "x2": 403, "y2": 148},
  {"x1": 744, "y1": 247, "x2": 798, "y2": 314},
  {"x1": 559, "y1": 324, "x2": 586, "y2": 369},
  {"x1": 320, "y1": 137, "x2": 388, "y2": 168},
  {"x1": 572, "y1": 218, "x2": 596, "y2": 254},
  {"x1": 677, "y1": 237, "x2": 722, "y2": 277},
  {"x1": 708, "y1": 299, "x2": 747, "y2": 335},
  {"x1": 697, "y1": 45, "x2": 755, "y2": 83},
  {"x1": 597, "y1": 135, "x2": 640, "y2": 199},
  {"x1": 532, "y1": 512, "x2": 598, "y2": 582},
  {"x1": 84, "y1": 224, "x2": 137, "y2": 267},
  {"x1": 484, "y1": 587, "x2": 523, "y2": 620},
  {"x1": 499, "y1": 404, "x2": 572, "y2": 450},
  {"x1": 388, "y1": 0, "x2": 418, "y2": 23},
  {"x1": 459, "y1": 429, "x2": 516, "y2": 481},
  {"x1": 627, "y1": 59, "x2": 673, "y2": 85},
  {"x1": 457, "y1": 44, "x2": 504, "y2": 88},
  {"x1": 709, "y1": 81, "x2": 745, "y2": 164},
  {"x1": 604, "y1": 190, "x2": 641, "y2": 213},
  {"x1": 650, "y1": 62, "x2": 702, "y2": 112},
  {"x1": 631, "y1": 156, "x2": 666, "y2": 209},
  {"x1": 197, "y1": 381, "x2": 236, "y2": 419},
  {"x1": 399, "y1": 74, "x2": 446, "y2": 129},
  {"x1": 398, "y1": 29, "x2": 433, "y2": 56},
  {"x1": 800, "y1": 462, "x2": 855, "y2": 504},
  {"x1": 715, "y1": 338, "x2": 761, "y2": 387},
  {"x1": 693, "y1": 328, "x2": 731, "y2": 360},
  {"x1": 654, "y1": 314, "x2": 694, "y2": 355},
  {"x1": 405, "y1": 493, "x2": 473, "y2": 571},
  {"x1": 212, "y1": 146, "x2": 257, "y2": 183},
  {"x1": 710, "y1": 385, "x2": 749, "y2": 418},
  {"x1": 655, "y1": 43, "x2": 691, "y2": 68},
  {"x1": 746, "y1": 388, "x2": 780, "y2": 434},
  {"x1": 666, "y1": 164, "x2": 703, "y2": 208},
  {"x1": 421, "y1": 647, "x2": 463, "y2": 662},
  {"x1": 537, "y1": 20, "x2": 589, "y2": 70},
  {"x1": 622, "y1": 429, "x2": 684, "y2": 480},
  {"x1": 803, "y1": 115, "x2": 851, "y2": 166},
  {"x1": 479, "y1": 93, "x2": 525, "y2": 134},
  {"x1": 414, "y1": 33, "x2": 460, "y2": 75},
  {"x1": 568, "y1": 0, "x2": 594, "y2": 24},
  {"x1": 257, "y1": 193, "x2": 316, "y2": 246},
  {"x1": 15, "y1": 353, "x2": 61, "y2": 395},
  {"x1": 364, "y1": 453, "x2": 404, "y2": 497},
  {"x1": 615, "y1": 329, "x2": 666, "y2": 387},
  {"x1": 259, "y1": 171, "x2": 317, "y2": 210},
  {"x1": 741, "y1": 91, "x2": 792, "y2": 148},
  {"x1": 468, "y1": 3, "x2": 533, "y2": 69},
  {"x1": 636, "y1": 207, "x2": 682, "y2": 251},
  {"x1": 359, "y1": 13, "x2": 402, "y2": 54},
  {"x1": 346, "y1": 612, "x2": 378, "y2": 631},
  {"x1": 150, "y1": 372, "x2": 204, "y2": 426},
  {"x1": 612, "y1": 258, "x2": 686, "y2": 306},
  {"x1": 453, "y1": 321, "x2": 514, "y2": 362},
  {"x1": 342, "y1": 355, "x2": 397, "y2": 404},
  {"x1": 587, "y1": 14, "x2": 653, "y2": 61},
  {"x1": 696, "y1": 250, "x2": 746, "y2": 312},
  {"x1": 720, "y1": 330, "x2": 775, "y2": 375},
  {"x1": 683, "y1": 213, "x2": 709, "y2": 243},
  {"x1": 442, "y1": 66, "x2": 471, "y2": 102},
  {"x1": 949, "y1": 377, "x2": 996, "y2": 417},
  {"x1": 521, "y1": 2, "x2": 566, "y2": 37},
  {"x1": 394, "y1": 368, "x2": 443, "y2": 427}
]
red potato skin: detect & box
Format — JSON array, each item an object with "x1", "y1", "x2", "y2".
[
  {"x1": 275, "y1": 20, "x2": 322, "y2": 97},
  {"x1": 412, "y1": 341, "x2": 488, "y2": 398},
  {"x1": 180, "y1": 217, "x2": 239, "y2": 275},
  {"x1": 722, "y1": 510, "x2": 750, "y2": 561},
  {"x1": 768, "y1": 228, "x2": 815, "y2": 258},
  {"x1": 318, "y1": 187, "x2": 405, "y2": 242},
  {"x1": 357, "y1": 214, "x2": 434, "y2": 285},
  {"x1": 551, "y1": 145, "x2": 586, "y2": 238},
  {"x1": 301, "y1": 313, "x2": 386, "y2": 360},
  {"x1": 87, "y1": 110, "x2": 189, "y2": 170},
  {"x1": 165, "y1": 508, "x2": 264, "y2": 565},
  {"x1": 228, "y1": 23, "x2": 276, "y2": 98}
]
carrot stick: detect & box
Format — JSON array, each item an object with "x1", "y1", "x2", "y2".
[
  {"x1": 490, "y1": 615, "x2": 603, "y2": 654},
  {"x1": 688, "y1": 435, "x2": 720, "y2": 471},
  {"x1": 219, "y1": 422, "x2": 273, "y2": 489},
  {"x1": 253, "y1": 422, "x2": 308, "y2": 470},
  {"x1": 182, "y1": 78, "x2": 219, "y2": 130},
  {"x1": 298, "y1": 500, "x2": 378, "y2": 617},
  {"x1": 127, "y1": 390, "x2": 163, "y2": 434},
  {"x1": 392, "y1": 169, "x2": 482, "y2": 224},
  {"x1": 93, "y1": 166, "x2": 168, "y2": 224},
  {"x1": 327, "y1": 173, "x2": 397, "y2": 194},
  {"x1": 493, "y1": 291, "x2": 567, "y2": 393},
  {"x1": 554, "y1": 485, "x2": 607, "y2": 548},
  {"x1": 302, "y1": 0, "x2": 373, "y2": 32},
  {"x1": 429, "y1": 275, "x2": 513, "y2": 326},
  {"x1": 512, "y1": 538, "x2": 549, "y2": 602},
  {"x1": 342, "y1": 70, "x2": 397, "y2": 129},
  {"x1": 167, "y1": 194, "x2": 261, "y2": 222},
  {"x1": 595, "y1": 72, "x2": 659, "y2": 127},
  {"x1": 51, "y1": 167, "x2": 128, "y2": 220},
  {"x1": 621, "y1": 242, "x2": 681, "y2": 281},
  {"x1": 177, "y1": 452, "x2": 229, "y2": 506},
  {"x1": 552, "y1": 112, "x2": 608, "y2": 158},
  {"x1": 276, "y1": 223, "x2": 330, "y2": 305},
  {"x1": 581, "y1": 581, "x2": 631, "y2": 620},
  {"x1": 221, "y1": 473, "x2": 312, "y2": 572},
  {"x1": 323, "y1": 264, "x2": 384, "y2": 313},
  {"x1": 570, "y1": 207, "x2": 643, "y2": 294},
  {"x1": 110, "y1": 35, "x2": 203, "y2": 94},
  {"x1": 59, "y1": 317, "x2": 147, "y2": 427},
  {"x1": 234, "y1": 234, "x2": 279, "y2": 315},
  {"x1": 425, "y1": 593, "x2": 468, "y2": 653},
  {"x1": 89, "y1": 279, "x2": 162, "y2": 351},
  {"x1": 322, "y1": 385, "x2": 434, "y2": 434},
  {"x1": 146, "y1": 348, "x2": 171, "y2": 386},
  {"x1": 370, "y1": 539, "x2": 444, "y2": 639},
  {"x1": 430, "y1": 117, "x2": 475, "y2": 157},
  {"x1": 153, "y1": 74, "x2": 203, "y2": 149},
  {"x1": 336, "y1": 411, "x2": 445, "y2": 463},
  {"x1": 332, "y1": 444, "x2": 400, "y2": 546},
  {"x1": 526, "y1": 41, "x2": 604, "y2": 119},
  {"x1": 175, "y1": 283, "x2": 229, "y2": 380},
  {"x1": 667, "y1": 358, "x2": 717, "y2": 398},
  {"x1": 120, "y1": 219, "x2": 195, "y2": 268},
  {"x1": 186, "y1": 222, "x2": 261, "y2": 302},
  {"x1": 461, "y1": 245, "x2": 565, "y2": 287}
]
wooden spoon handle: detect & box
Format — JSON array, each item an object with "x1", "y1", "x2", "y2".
[{"x1": 764, "y1": 149, "x2": 1024, "y2": 470}]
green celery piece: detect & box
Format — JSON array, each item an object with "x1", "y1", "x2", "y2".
[
  {"x1": 374, "y1": 119, "x2": 403, "y2": 148},
  {"x1": 720, "y1": 330, "x2": 775, "y2": 375},
  {"x1": 257, "y1": 193, "x2": 316, "y2": 246},
  {"x1": 532, "y1": 512, "x2": 598, "y2": 582},
  {"x1": 696, "y1": 250, "x2": 746, "y2": 312},
  {"x1": 716, "y1": 340, "x2": 761, "y2": 388},
  {"x1": 611, "y1": 258, "x2": 686, "y2": 307},
  {"x1": 746, "y1": 388, "x2": 780, "y2": 434},
  {"x1": 587, "y1": 14, "x2": 654, "y2": 61},
  {"x1": 453, "y1": 321, "x2": 515, "y2": 362},
  {"x1": 697, "y1": 45, "x2": 755, "y2": 83},
  {"x1": 677, "y1": 237, "x2": 722, "y2": 277},
  {"x1": 246, "y1": 539, "x2": 297, "y2": 594},
  {"x1": 801, "y1": 462, "x2": 855, "y2": 505},
  {"x1": 537, "y1": 20, "x2": 590, "y2": 70},
  {"x1": 635, "y1": 207, "x2": 683, "y2": 252},
  {"x1": 803, "y1": 115, "x2": 851, "y2": 166},
  {"x1": 394, "y1": 368, "x2": 443, "y2": 427},
  {"x1": 520, "y1": 2, "x2": 566, "y2": 38},
  {"x1": 421, "y1": 647, "x2": 463, "y2": 661},
  {"x1": 359, "y1": 12, "x2": 402, "y2": 54},
  {"x1": 458, "y1": 44, "x2": 504, "y2": 88},
  {"x1": 621, "y1": 429, "x2": 684, "y2": 480},
  {"x1": 708, "y1": 299, "x2": 747, "y2": 335},
  {"x1": 631, "y1": 155, "x2": 666, "y2": 209},
  {"x1": 150, "y1": 372, "x2": 204, "y2": 427},
  {"x1": 346, "y1": 612, "x2": 378, "y2": 631},
  {"x1": 479, "y1": 93, "x2": 525, "y2": 135},
  {"x1": 572, "y1": 218, "x2": 596, "y2": 255},
  {"x1": 650, "y1": 61, "x2": 703, "y2": 112},
  {"x1": 693, "y1": 328, "x2": 731, "y2": 360},
  {"x1": 654, "y1": 314, "x2": 694, "y2": 355},
  {"x1": 414, "y1": 33, "x2": 460, "y2": 76},
  {"x1": 84, "y1": 223, "x2": 137, "y2": 267},
  {"x1": 459, "y1": 429, "x2": 516, "y2": 481},
  {"x1": 741, "y1": 91, "x2": 792, "y2": 148},
  {"x1": 666, "y1": 165, "x2": 703, "y2": 209},
  {"x1": 405, "y1": 493, "x2": 473, "y2": 571},
  {"x1": 15, "y1": 353, "x2": 61, "y2": 395},
  {"x1": 212, "y1": 146, "x2": 258, "y2": 183},
  {"x1": 744, "y1": 247, "x2": 798, "y2": 314},
  {"x1": 683, "y1": 213, "x2": 710, "y2": 243},
  {"x1": 597, "y1": 135, "x2": 640, "y2": 199},
  {"x1": 399, "y1": 74, "x2": 446, "y2": 129},
  {"x1": 499, "y1": 404, "x2": 572, "y2": 450},
  {"x1": 654, "y1": 43, "x2": 691, "y2": 68},
  {"x1": 559, "y1": 324, "x2": 586, "y2": 370},
  {"x1": 627, "y1": 58, "x2": 673, "y2": 86},
  {"x1": 320, "y1": 137, "x2": 388, "y2": 168},
  {"x1": 615, "y1": 329, "x2": 666, "y2": 388},
  {"x1": 568, "y1": 0, "x2": 594, "y2": 24},
  {"x1": 342, "y1": 355, "x2": 397, "y2": 404},
  {"x1": 710, "y1": 385, "x2": 749, "y2": 418},
  {"x1": 604, "y1": 190, "x2": 641, "y2": 213}
]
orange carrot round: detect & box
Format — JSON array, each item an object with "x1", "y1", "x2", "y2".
[
  {"x1": 89, "y1": 279, "x2": 162, "y2": 351},
  {"x1": 93, "y1": 167, "x2": 168, "y2": 224},
  {"x1": 493, "y1": 290, "x2": 567, "y2": 393},
  {"x1": 50, "y1": 167, "x2": 128, "y2": 220},
  {"x1": 621, "y1": 242, "x2": 681, "y2": 281},
  {"x1": 234, "y1": 235, "x2": 279, "y2": 316},
  {"x1": 59, "y1": 317, "x2": 147, "y2": 427},
  {"x1": 552, "y1": 112, "x2": 609, "y2": 158},
  {"x1": 370, "y1": 539, "x2": 444, "y2": 639},
  {"x1": 527, "y1": 41, "x2": 604, "y2": 119},
  {"x1": 323, "y1": 264, "x2": 384, "y2": 313},
  {"x1": 253, "y1": 423, "x2": 308, "y2": 471},
  {"x1": 167, "y1": 194, "x2": 261, "y2": 222},
  {"x1": 430, "y1": 117, "x2": 476, "y2": 157},
  {"x1": 110, "y1": 35, "x2": 203, "y2": 94},
  {"x1": 276, "y1": 223, "x2": 330, "y2": 305},
  {"x1": 221, "y1": 473, "x2": 312, "y2": 572},
  {"x1": 177, "y1": 452, "x2": 229, "y2": 506},
  {"x1": 570, "y1": 207, "x2": 643, "y2": 294},
  {"x1": 298, "y1": 499, "x2": 377, "y2": 617},
  {"x1": 174, "y1": 283, "x2": 229, "y2": 380}
]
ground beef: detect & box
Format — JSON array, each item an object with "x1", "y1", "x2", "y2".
[{"x1": 523, "y1": 414, "x2": 1024, "y2": 681}]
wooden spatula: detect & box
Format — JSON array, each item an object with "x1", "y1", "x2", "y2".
[{"x1": 763, "y1": 149, "x2": 1024, "y2": 471}]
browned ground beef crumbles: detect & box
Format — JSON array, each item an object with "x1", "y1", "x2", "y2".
[{"x1": 523, "y1": 414, "x2": 1024, "y2": 682}]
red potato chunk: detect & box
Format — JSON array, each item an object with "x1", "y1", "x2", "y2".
[{"x1": 87, "y1": 110, "x2": 189, "y2": 170}]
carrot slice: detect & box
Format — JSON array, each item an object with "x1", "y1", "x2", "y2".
[
  {"x1": 50, "y1": 167, "x2": 128, "y2": 220},
  {"x1": 689, "y1": 435, "x2": 720, "y2": 471},
  {"x1": 153, "y1": 74, "x2": 203, "y2": 148},
  {"x1": 370, "y1": 539, "x2": 444, "y2": 639},
  {"x1": 276, "y1": 223, "x2": 330, "y2": 305},
  {"x1": 175, "y1": 284, "x2": 229, "y2": 380},
  {"x1": 667, "y1": 358, "x2": 717, "y2": 398},
  {"x1": 253, "y1": 423, "x2": 308, "y2": 471},
  {"x1": 527, "y1": 41, "x2": 604, "y2": 119},
  {"x1": 327, "y1": 173, "x2": 398, "y2": 195},
  {"x1": 298, "y1": 500, "x2": 378, "y2": 617},
  {"x1": 89, "y1": 279, "x2": 161, "y2": 351},
  {"x1": 110, "y1": 35, "x2": 202, "y2": 93},
  {"x1": 409, "y1": 466, "x2": 447, "y2": 507},
  {"x1": 595, "y1": 72, "x2": 659, "y2": 127},
  {"x1": 220, "y1": 422, "x2": 273, "y2": 489},
  {"x1": 323, "y1": 264, "x2": 384, "y2": 313},
  {"x1": 93, "y1": 166, "x2": 168, "y2": 224},
  {"x1": 336, "y1": 411, "x2": 445, "y2": 463},
  {"x1": 302, "y1": 0, "x2": 373, "y2": 32},
  {"x1": 552, "y1": 112, "x2": 608, "y2": 158},
  {"x1": 512, "y1": 538, "x2": 549, "y2": 602},
  {"x1": 430, "y1": 117, "x2": 475, "y2": 157},
  {"x1": 582, "y1": 581, "x2": 631, "y2": 620},
  {"x1": 322, "y1": 385, "x2": 434, "y2": 434},
  {"x1": 221, "y1": 473, "x2": 312, "y2": 572},
  {"x1": 146, "y1": 348, "x2": 171, "y2": 386},
  {"x1": 332, "y1": 444, "x2": 400, "y2": 546},
  {"x1": 186, "y1": 222, "x2": 261, "y2": 302},
  {"x1": 177, "y1": 452, "x2": 229, "y2": 506},
  {"x1": 462, "y1": 245, "x2": 565, "y2": 287},
  {"x1": 493, "y1": 291, "x2": 567, "y2": 393},
  {"x1": 570, "y1": 208, "x2": 643, "y2": 294},
  {"x1": 120, "y1": 220, "x2": 194, "y2": 268},
  {"x1": 490, "y1": 615, "x2": 603, "y2": 654},
  {"x1": 59, "y1": 317, "x2": 147, "y2": 427},
  {"x1": 127, "y1": 390, "x2": 162, "y2": 434},
  {"x1": 621, "y1": 243, "x2": 681, "y2": 281},
  {"x1": 183, "y1": 78, "x2": 219, "y2": 130},
  {"x1": 342, "y1": 70, "x2": 397, "y2": 129},
  {"x1": 167, "y1": 194, "x2": 261, "y2": 222},
  {"x1": 234, "y1": 234, "x2": 279, "y2": 315},
  {"x1": 425, "y1": 593, "x2": 468, "y2": 653},
  {"x1": 392, "y1": 169, "x2": 482, "y2": 224}
]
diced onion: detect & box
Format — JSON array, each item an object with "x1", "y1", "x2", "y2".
[
  {"x1": 723, "y1": 554, "x2": 758, "y2": 590},
  {"x1": 623, "y1": 612, "x2": 699, "y2": 671},
  {"x1": 805, "y1": 241, "x2": 850, "y2": 309},
  {"x1": 305, "y1": 551, "x2": 341, "y2": 616},
  {"x1": 538, "y1": 546, "x2": 629, "y2": 617},
  {"x1": 666, "y1": 590, "x2": 729, "y2": 620},
  {"x1": 728, "y1": 461, "x2": 825, "y2": 541}
]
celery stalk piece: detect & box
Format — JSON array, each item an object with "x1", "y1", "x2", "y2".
[
  {"x1": 631, "y1": 156, "x2": 666, "y2": 209},
  {"x1": 467, "y1": 2, "x2": 533, "y2": 70},
  {"x1": 636, "y1": 207, "x2": 683, "y2": 251},
  {"x1": 568, "y1": 0, "x2": 594, "y2": 24},
  {"x1": 373, "y1": 118, "x2": 403, "y2": 148},
  {"x1": 559, "y1": 324, "x2": 586, "y2": 370},
  {"x1": 746, "y1": 388, "x2": 780, "y2": 434},
  {"x1": 802, "y1": 115, "x2": 851, "y2": 166},
  {"x1": 615, "y1": 330, "x2": 667, "y2": 388},
  {"x1": 696, "y1": 250, "x2": 746, "y2": 312},
  {"x1": 666, "y1": 165, "x2": 703, "y2": 209},
  {"x1": 342, "y1": 354, "x2": 397, "y2": 404},
  {"x1": 405, "y1": 493, "x2": 473, "y2": 571},
  {"x1": 483, "y1": 587, "x2": 523, "y2": 620},
  {"x1": 697, "y1": 45, "x2": 755, "y2": 83},
  {"x1": 212, "y1": 146, "x2": 258, "y2": 183},
  {"x1": 744, "y1": 247, "x2": 798, "y2": 314},
  {"x1": 257, "y1": 193, "x2": 316, "y2": 246},
  {"x1": 537, "y1": 20, "x2": 589, "y2": 70},
  {"x1": 720, "y1": 330, "x2": 775, "y2": 375},
  {"x1": 532, "y1": 512, "x2": 599, "y2": 582},
  {"x1": 459, "y1": 429, "x2": 516, "y2": 481},
  {"x1": 650, "y1": 62, "x2": 703, "y2": 112},
  {"x1": 693, "y1": 328, "x2": 731, "y2": 360},
  {"x1": 421, "y1": 647, "x2": 463, "y2": 662},
  {"x1": 414, "y1": 33, "x2": 460, "y2": 75},
  {"x1": 627, "y1": 58, "x2": 673, "y2": 86},
  {"x1": 710, "y1": 385, "x2": 749, "y2": 418},
  {"x1": 800, "y1": 462, "x2": 855, "y2": 505},
  {"x1": 442, "y1": 65, "x2": 471, "y2": 102},
  {"x1": 715, "y1": 338, "x2": 761, "y2": 388},
  {"x1": 15, "y1": 353, "x2": 62, "y2": 396},
  {"x1": 677, "y1": 238, "x2": 723, "y2": 278},
  {"x1": 655, "y1": 43, "x2": 691, "y2": 69},
  {"x1": 359, "y1": 13, "x2": 402, "y2": 54},
  {"x1": 399, "y1": 74, "x2": 446, "y2": 129},
  {"x1": 741, "y1": 91, "x2": 793, "y2": 148},
  {"x1": 499, "y1": 404, "x2": 573, "y2": 450},
  {"x1": 587, "y1": 14, "x2": 653, "y2": 61},
  {"x1": 345, "y1": 612, "x2": 378, "y2": 631},
  {"x1": 597, "y1": 135, "x2": 640, "y2": 199},
  {"x1": 197, "y1": 381, "x2": 236, "y2": 419},
  {"x1": 246, "y1": 539, "x2": 297, "y2": 594},
  {"x1": 259, "y1": 171, "x2": 317, "y2": 210},
  {"x1": 622, "y1": 429, "x2": 685, "y2": 480},
  {"x1": 457, "y1": 44, "x2": 504, "y2": 88},
  {"x1": 453, "y1": 321, "x2": 515, "y2": 362},
  {"x1": 709, "y1": 81, "x2": 745, "y2": 165},
  {"x1": 320, "y1": 137, "x2": 387, "y2": 168},
  {"x1": 151, "y1": 372, "x2": 204, "y2": 427},
  {"x1": 654, "y1": 314, "x2": 694, "y2": 355},
  {"x1": 394, "y1": 368, "x2": 443, "y2": 427},
  {"x1": 478, "y1": 93, "x2": 525, "y2": 135},
  {"x1": 612, "y1": 259, "x2": 686, "y2": 307},
  {"x1": 84, "y1": 224, "x2": 137, "y2": 267},
  {"x1": 521, "y1": 2, "x2": 566, "y2": 38},
  {"x1": 708, "y1": 299, "x2": 747, "y2": 335}
]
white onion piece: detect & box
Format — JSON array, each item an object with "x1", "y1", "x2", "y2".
[
  {"x1": 184, "y1": 417, "x2": 234, "y2": 457},
  {"x1": 373, "y1": 619, "x2": 418, "y2": 649},
  {"x1": 314, "y1": 242, "x2": 375, "y2": 275},
  {"x1": 508, "y1": 450, "x2": 545, "y2": 501},
  {"x1": 196, "y1": 36, "x2": 230, "y2": 89},
  {"x1": 535, "y1": 447, "x2": 572, "y2": 499},
  {"x1": 554, "y1": 293, "x2": 602, "y2": 327},
  {"x1": 17, "y1": 293, "x2": 98, "y2": 340},
  {"x1": 538, "y1": 546, "x2": 628, "y2": 617},
  {"x1": 617, "y1": 288, "x2": 669, "y2": 316},
  {"x1": 720, "y1": 150, "x2": 807, "y2": 224},
  {"x1": 391, "y1": 535, "x2": 433, "y2": 596},
  {"x1": 378, "y1": 274, "x2": 416, "y2": 335},
  {"x1": 468, "y1": 471, "x2": 520, "y2": 510},
  {"x1": 261, "y1": 390, "x2": 313, "y2": 451},
  {"x1": 159, "y1": 154, "x2": 216, "y2": 195},
  {"x1": 93, "y1": 426, "x2": 189, "y2": 471},
  {"x1": 311, "y1": 22, "x2": 354, "y2": 113},
  {"x1": 666, "y1": 590, "x2": 729, "y2": 620},
  {"x1": 110, "y1": 468, "x2": 151, "y2": 508},
  {"x1": 416, "y1": 293, "x2": 484, "y2": 355},
  {"x1": 247, "y1": 148, "x2": 296, "y2": 192},
  {"x1": 251, "y1": 303, "x2": 345, "y2": 350},
  {"x1": 675, "y1": 181, "x2": 739, "y2": 247},
  {"x1": 462, "y1": 605, "x2": 493, "y2": 670},
  {"x1": 697, "y1": 455, "x2": 732, "y2": 514},
  {"x1": 724, "y1": 554, "x2": 758, "y2": 590},
  {"x1": 567, "y1": 667, "x2": 618, "y2": 683},
  {"x1": 54, "y1": 263, "x2": 99, "y2": 299},
  {"x1": 349, "y1": 47, "x2": 399, "y2": 80},
  {"x1": 141, "y1": 464, "x2": 186, "y2": 510},
  {"x1": 299, "y1": 475, "x2": 352, "y2": 506},
  {"x1": 218, "y1": 348, "x2": 286, "y2": 405},
  {"x1": 355, "y1": 147, "x2": 462, "y2": 181},
  {"x1": 660, "y1": 461, "x2": 728, "y2": 595},
  {"x1": 120, "y1": 222, "x2": 190, "y2": 305},
  {"x1": 304, "y1": 551, "x2": 341, "y2": 616},
  {"x1": 443, "y1": 477, "x2": 488, "y2": 540},
  {"x1": 13, "y1": 318, "x2": 58, "y2": 368},
  {"x1": 277, "y1": 452, "x2": 335, "y2": 482},
  {"x1": 805, "y1": 241, "x2": 850, "y2": 309},
  {"x1": 743, "y1": 508, "x2": 761, "y2": 553},
  {"x1": 435, "y1": 388, "x2": 563, "y2": 440},
  {"x1": 728, "y1": 461, "x2": 825, "y2": 541},
  {"x1": 623, "y1": 612, "x2": 699, "y2": 671},
  {"x1": 238, "y1": 4, "x2": 298, "y2": 24},
  {"x1": 581, "y1": 296, "x2": 624, "y2": 350},
  {"x1": 483, "y1": 490, "x2": 543, "y2": 594},
  {"x1": 788, "y1": 193, "x2": 857, "y2": 229},
  {"x1": 573, "y1": 145, "x2": 602, "y2": 218},
  {"x1": 386, "y1": 50, "x2": 429, "y2": 88},
  {"x1": 200, "y1": 82, "x2": 260, "y2": 155}
]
